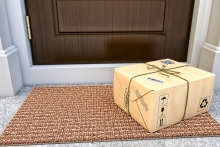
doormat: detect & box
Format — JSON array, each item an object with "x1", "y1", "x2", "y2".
[{"x1": 0, "y1": 85, "x2": 220, "y2": 146}]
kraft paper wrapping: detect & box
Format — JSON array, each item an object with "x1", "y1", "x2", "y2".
[{"x1": 114, "y1": 59, "x2": 215, "y2": 132}]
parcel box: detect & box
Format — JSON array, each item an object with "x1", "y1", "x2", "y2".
[{"x1": 114, "y1": 59, "x2": 215, "y2": 132}]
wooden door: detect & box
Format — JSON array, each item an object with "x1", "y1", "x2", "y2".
[{"x1": 25, "y1": 0, "x2": 194, "y2": 65}]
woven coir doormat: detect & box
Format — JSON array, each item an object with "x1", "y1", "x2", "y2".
[{"x1": 0, "y1": 85, "x2": 220, "y2": 146}]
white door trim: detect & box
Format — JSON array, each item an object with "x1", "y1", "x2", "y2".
[
  {"x1": 187, "y1": 0, "x2": 213, "y2": 67},
  {"x1": 5, "y1": 0, "x2": 213, "y2": 85}
]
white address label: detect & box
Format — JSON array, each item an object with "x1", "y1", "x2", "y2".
[{"x1": 145, "y1": 77, "x2": 165, "y2": 84}]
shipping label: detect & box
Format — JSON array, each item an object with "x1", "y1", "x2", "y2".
[{"x1": 146, "y1": 77, "x2": 165, "y2": 84}]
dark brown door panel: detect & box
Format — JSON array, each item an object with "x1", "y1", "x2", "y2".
[
  {"x1": 56, "y1": 0, "x2": 165, "y2": 33},
  {"x1": 25, "y1": 0, "x2": 194, "y2": 65}
]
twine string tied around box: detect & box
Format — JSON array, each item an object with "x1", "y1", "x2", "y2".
[{"x1": 125, "y1": 63, "x2": 189, "y2": 121}]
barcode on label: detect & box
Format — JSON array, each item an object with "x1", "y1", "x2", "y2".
[{"x1": 145, "y1": 77, "x2": 165, "y2": 84}]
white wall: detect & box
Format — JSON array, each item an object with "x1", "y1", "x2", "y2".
[
  {"x1": 208, "y1": 0, "x2": 220, "y2": 90},
  {"x1": 206, "y1": 0, "x2": 220, "y2": 46},
  {"x1": 0, "y1": 0, "x2": 12, "y2": 49}
]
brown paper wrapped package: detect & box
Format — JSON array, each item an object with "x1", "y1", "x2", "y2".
[{"x1": 114, "y1": 59, "x2": 215, "y2": 133}]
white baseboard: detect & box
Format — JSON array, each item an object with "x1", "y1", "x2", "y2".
[{"x1": 0, "y1": 46, "x2": 23, "y2": 96}]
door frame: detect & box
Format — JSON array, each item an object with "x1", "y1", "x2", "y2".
[{"x1": 5, "y1": 0, "x2": 213, "y2": 85}]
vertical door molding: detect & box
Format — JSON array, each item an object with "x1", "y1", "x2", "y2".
[
  {"x1": 0, "y1": 0, "x2": 23, "y2": 97},
  {"x1": 198, "y1": 0, "x2": 220, "y2": 90},
  {"x1": 187, "y1": 0, "x2": 213, "y2": 67}
]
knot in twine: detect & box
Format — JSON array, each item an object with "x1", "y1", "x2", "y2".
[{"x1": 146, "y1": 64, "x2": 180, "y2": 78}]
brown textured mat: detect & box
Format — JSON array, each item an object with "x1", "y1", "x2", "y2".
[{"x1": 0, "y1": 85, "x2": 220, "y2": 146}]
